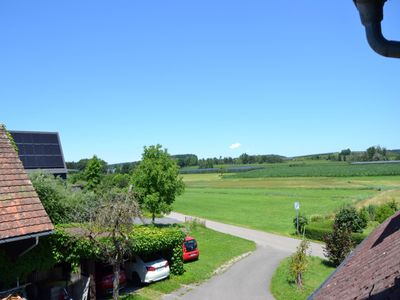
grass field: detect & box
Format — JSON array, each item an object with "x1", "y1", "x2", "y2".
[
  {"x1": 270, "y1": 256, "x2": 335, "y2": 300},
  {"x1": 174, "y1": 174, "x2": 400, "y2": 236},
  {"x1": 121, "y1": 224, "x2": 256, "y2": 300}
]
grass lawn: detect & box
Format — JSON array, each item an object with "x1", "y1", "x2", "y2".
[
  {"x1": 270, "y1": 256, "x2": 335, "y2": 300},
  {"x1": 120, "y1": 224, "x2": 256, "y2": 300},
  {"x1": 173, "y1": 174, "x2": 400, "y2": 236},
  {"x1": 174, "y1": 187, "x2": 377, "y2": 235}
]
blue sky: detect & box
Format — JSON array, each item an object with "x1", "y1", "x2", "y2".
[{"x1": 1, "y1": 1, "x2": 399, "y2": 163}]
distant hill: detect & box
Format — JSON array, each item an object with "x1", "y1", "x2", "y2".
[
  {"x1": 291, "y1": 152, "x2": 337, "y2": 160},
  {"x1": 72, "y1": 148, "x2": 400, "y2": 174}
]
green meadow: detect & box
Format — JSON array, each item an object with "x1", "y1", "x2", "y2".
[{"x1": 174, "y1": 170, "x2": 400, "y2": 236}]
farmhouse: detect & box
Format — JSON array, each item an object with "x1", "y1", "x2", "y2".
[
  {"x1": 0, "y1": 124, "x2": 54, "y2": 292},
  {"x1": 309, "y1": 210, "x2": 400, "y2": 299}
]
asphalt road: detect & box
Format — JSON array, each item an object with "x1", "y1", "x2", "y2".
[{"x1": 163, "y1": 212, "x2": 325, "y2": 300}]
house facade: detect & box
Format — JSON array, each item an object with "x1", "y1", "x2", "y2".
[{"x1": 0, "y1": 124, "x2": 54, "y2": 294}]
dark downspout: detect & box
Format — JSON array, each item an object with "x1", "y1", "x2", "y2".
[{"x1": 354, "y1": 0, "x2": 400, "y2": 58}]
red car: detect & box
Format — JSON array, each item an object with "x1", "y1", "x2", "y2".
[
  {"x1": 183, "y1": 236, "x2": 199, "y2": 262},
  {"x1": 95, "y1": 264, "x2": 127, "y2": 295}
]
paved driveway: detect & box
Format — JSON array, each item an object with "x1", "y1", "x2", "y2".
[{"x1": 163, "y1": 212, "x2": 325, "y2": 300}]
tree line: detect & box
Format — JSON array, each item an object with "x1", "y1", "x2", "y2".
[
  {"x1": 66, "y1": 145, "x2": 400, "y2": 174},
  {"x1": 67, "y1": 153, "x2": 286, "y2": 173},
  {"x1": 297, "y1": 146, "x2": 400, "y2": 162},
  {"x1": 336, "y1": 146, "x2": 399, "y2": 162}
]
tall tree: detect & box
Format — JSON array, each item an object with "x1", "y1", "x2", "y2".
[
  {"x1": 339, "y1": 149, "x2": 351, "y2": 161},
  {"x1": 133, "y1": 144, "x2": 185, "y2": 223},
  {"x1": 324, "y1": 223, "x2": 354, "y2": 266},
  {"x1": 84, "y1": 155, "x2": 103, "y2": 191},
  {"x1": 366, "y1": 146, "x2": 376, "y2": 160}
]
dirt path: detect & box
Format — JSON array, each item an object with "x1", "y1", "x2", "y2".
[{"x1": 355, "y1": 189, "x2": 400, "y2": 208}]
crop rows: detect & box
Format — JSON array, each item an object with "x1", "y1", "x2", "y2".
[{"x1": 226, "y1": 162, "x2": 400, "y2": 178}]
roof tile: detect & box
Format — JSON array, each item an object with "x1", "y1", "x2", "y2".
[
  {"x1": 0, "y1": 125, "x2": 54, "y2": 241},
  {"x1": 310, "y1": 211, "x2": 400, "y2": 300}
]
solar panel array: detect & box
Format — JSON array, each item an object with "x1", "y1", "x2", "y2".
[{"x1": 10, "y1": 131, "x2": 66, "y2": 169}]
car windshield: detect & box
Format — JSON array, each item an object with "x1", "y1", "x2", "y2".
[{"x1": 184, "y1": 240, "x2": 197, "y2": 251}]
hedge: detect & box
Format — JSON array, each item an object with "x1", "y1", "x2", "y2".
[
  {"x1": 304, "y1": 224, "x2": 367, "y2": 245},
  {"x1": 304, "y1": 225, "x2": 331, "y2": 242}
]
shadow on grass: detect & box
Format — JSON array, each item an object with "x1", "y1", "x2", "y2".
[
  {"x1": 100, "y1": 284, "x2": 143, "y2": 300},
  {"x1": 183, "y1": 257, "x2": 199, "y2": 265},
  {"x1": 286, "y1": 278, "x2": 296, "y2": 286},
  {"x1": 321, "y1": 259, "x2": 336, "y2": 268}
]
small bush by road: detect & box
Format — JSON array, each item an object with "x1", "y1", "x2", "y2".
[{"x1": 270, "y1": 256, "x2": 335, "y2": 300}]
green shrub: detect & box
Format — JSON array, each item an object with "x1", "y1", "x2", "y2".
[
  {"x1": 375, "y1": 203, "x2": 396, "y2": 223},
  {"x1": 367, "y1": 204, "x2": 377, "y2": 221},
  {"x1": 352, "y1": 232, "x2": 367, "y2": 244},
  {"x1": 310, "y1": 214, "x2": 324, "y2": 223},
  {"x1": 312, "y1": 220, "x2": 333, "y2": 229},
  {"x1": 324, "y1": 224, "x2": 354, "y2": 267},
  {"x1": 305, "y1": 222, "x2": 366, "y2": 244},
  {"x1": 128, "y1": 226, "x2": 185, "y2": 256},
  {"x1": 170, "y1": 244, "x2": 184, "y2": 275},
  {"x1": 304, "y1": 225, "x2": 331, "y2": 241},
  {"x1": 288, "y1": 239, "x2": 310, "y2": 288},
  {"x1": 98, "y1": 174, "x2": 131, "y2": 192},
  {"x1": 30, "y1": 172, "x2": 98, "y2": 224},
  {"x1": 334, "y1": 206, "x2": 367, "y2": 233},
  {"x1": 30, "y1": 172, "x2": 73, "y2": 224},
  {"x1": 359, "y1": 207, "x2": 370, "y2": 224},
  {"x1": 293, "y1": 214, "x2": 308, "y2": 234},
  {"x1": 387, "y1": 199, "x2": 399, "y2": 211}
]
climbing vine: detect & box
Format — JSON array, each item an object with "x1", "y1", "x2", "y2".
[
  {"x1": 2, "y1": 124, "x2": 18, "y2": 153},
  {"x1": 0, "y1": 224, "x2": 185, "y2": 288}
]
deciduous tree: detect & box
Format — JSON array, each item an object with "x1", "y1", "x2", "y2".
[
  {"x1": 133, "y1": 145, "x2": 185, "y2": 223},
  {"x1": 324, "y1": 223, "x2": 354, "y2": 266},
  {"x1": 84, "y1": 155, "x2": 103, "y2": 191},
  {"x1": 289, "y1": 239, "x2": 310, "y2": 288}
]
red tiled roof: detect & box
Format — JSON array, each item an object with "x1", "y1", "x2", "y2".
[
  {"x1": 310, "y1": 211, "x2": 400, "y2": 300},
  {"x1": 0, "y1": 125, "x2": 54, "y2": 242}
]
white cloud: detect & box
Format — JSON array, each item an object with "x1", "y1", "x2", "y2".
[{"x1": 229, "y1": 143, "x2": 241, "y2": 149}]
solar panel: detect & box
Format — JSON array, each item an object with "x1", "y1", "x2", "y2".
[{"x1": 10, "y1": 131, "x2": 66, "y2": 170}]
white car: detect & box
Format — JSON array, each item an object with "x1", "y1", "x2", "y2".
[{"x1": 125, "y1": 254, "x2": 170, "y2": 284}]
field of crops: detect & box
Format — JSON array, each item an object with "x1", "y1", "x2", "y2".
[{"x1": 225, "y1": 162, "x2": 400, "y2": 178}]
